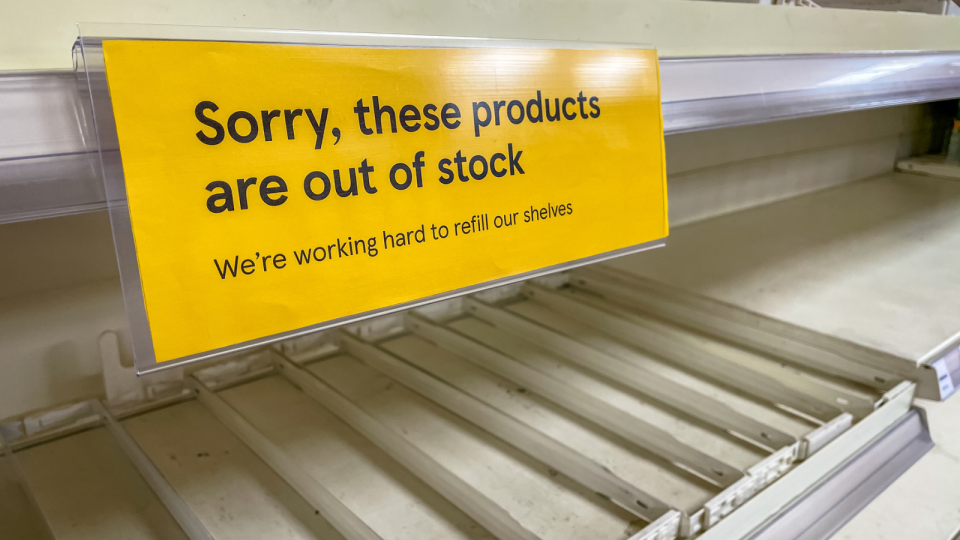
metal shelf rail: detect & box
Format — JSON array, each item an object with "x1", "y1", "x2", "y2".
[
  {"x1": 1, "y1": 51, "x2": 959, "y2": 224},
  {"x1": 0, "y1": 275, "x2": 926, "y2": 540}
]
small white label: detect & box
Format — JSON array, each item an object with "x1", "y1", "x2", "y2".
[{"x1": 931, "y1": 348, "x2": 960, "y2": 399}]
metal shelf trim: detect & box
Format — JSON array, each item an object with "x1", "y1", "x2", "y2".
[{"x1": 2, "y1": 50, "x2": 959, "y2": 224}]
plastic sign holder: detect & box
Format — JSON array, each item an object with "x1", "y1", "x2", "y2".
[{"x1": 75, "y1": 24, "x2": 668, "y2": 374}]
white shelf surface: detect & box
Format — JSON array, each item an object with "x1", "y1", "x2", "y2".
[
  {"x1": 607, "y1": 172, "x2": 960, "y2": 390},
  {"x1": 1, "y1": 51, "x2": 959, "y2": 224}
]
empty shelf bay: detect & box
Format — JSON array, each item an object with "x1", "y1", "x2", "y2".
[
  {"x1": 0, "y1": 269, "x2": 918, "y2": 540},
  {"x1": 599, "y1": 171, "x2": 960, "y2": 399},
  {"x1": 494, "y1": 299, "x2": 817, "y2": 439}
]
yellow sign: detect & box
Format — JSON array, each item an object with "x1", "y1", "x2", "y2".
[{"x1": 102, "y1": 40, "x2": 667, "y2": 364}]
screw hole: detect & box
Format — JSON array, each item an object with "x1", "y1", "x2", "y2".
[
  {"x1": 761, "y1": 432, "x2": 771, "y2": 439},
  {"x1": 712, "y1": 468, "x2": 724, "y2": 476},
  {"x1": 636, "y1": 500, "x2": 648, "y2": 509}
]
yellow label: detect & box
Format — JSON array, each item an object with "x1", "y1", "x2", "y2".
[{"x1": 103, "y1": 40, "x2": 667, "y2": 363}]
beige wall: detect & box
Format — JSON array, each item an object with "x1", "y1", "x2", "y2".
[{"x1": 2, "y1": 0, "x2": 960, "y2": 71}]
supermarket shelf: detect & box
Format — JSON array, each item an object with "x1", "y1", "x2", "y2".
[
  {"x1": 2, "y1": 50, "x2": 959, "y2": 225},
  {"x1": 601, "y1": 171, "x2": 960, "y2": 401},
  {"x1": 0, "y1": 277, "x2": 922, "y2": 540}
]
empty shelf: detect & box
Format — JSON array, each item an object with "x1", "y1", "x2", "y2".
[
  {"x1": 599, "y1": 171, "x2": 960, "y2": 399},
  {"x1": 0, "y1": 273, "x2": 927, "y2": 540}
]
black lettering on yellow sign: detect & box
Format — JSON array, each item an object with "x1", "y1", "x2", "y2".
[
  {"x1": 102, "y1": 41, "x2": 668, "y2": 364},
  {"x1": 195, "y1": 88, "x2": 595, "y2": 215},
  {"x1": 471, "y1": 91, "x2": 600, "y2": 137},
  {"x1": 195, "y1": 101, "x2": 334, "y2": 149},
  {"x1": 203, "y1": 143, "x2": 525, "y2": 213},
  {"x1": 210, "y1": 201, "x2": 575, "y2": 280}
]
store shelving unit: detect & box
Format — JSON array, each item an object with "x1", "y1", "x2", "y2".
[
  {"x1": 0, "y1": 278, "x2": 923, "y2": 540},
  {"x1": 1, "y1": 43, "x2": 958, "y2": 540}
]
